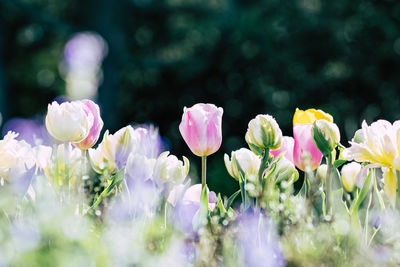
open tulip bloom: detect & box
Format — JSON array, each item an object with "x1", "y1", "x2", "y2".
[{"x1": 3, "y1": 101, "x2": 400, "y2": 266}]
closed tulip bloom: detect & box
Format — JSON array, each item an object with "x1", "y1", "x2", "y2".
[
  {"x1": 341, "y1": 162, "x2": 361, "y2": 192},
  {"x1": 246, "y1": 114, "x2": 282, "y2": 151},
  {"x1": 74, "y1": 100, "x2": 104, "y2": 150},
  {"x1": 270, "y1": 136, "x2": 294, "y2": 164},
  {"x1": 312, "y1": 119, "x2": 340, "y2": 156},
  {"x1": 179, "y1": 103, "x2": 223, "y2": 157},
  {"x1": 224, "y1": 148, "x2": 261, "y2": 181},
  {"x1": 293, "y1": 124, "x2": 323, "y2": 171},
  {"x1": 153, "y1": 151, "x2": 190, "y2": 186},
  {"x1": 46, "y1": 101, "x2": 93, "y2": 142},
  {"x1": 293, "y1": 108, "x2": 333, "y2": 171}
]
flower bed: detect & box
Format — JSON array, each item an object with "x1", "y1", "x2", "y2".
[{"x1": 0, "y1": 100, "x2": 398, "y2": 266}]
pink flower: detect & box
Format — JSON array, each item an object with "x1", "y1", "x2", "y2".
[
  {"x1": 270, "y1": 136, "x2": 294, "y2": 164},
  {"x1": 74, "y1": 100, "x2": 104, "y2": 150},
  {"x1": 179, "y1": 103, "x2": 223, "y2": 157},
  {"x1": 293, "y1": 124, "x2": 323, "y2": 171}
]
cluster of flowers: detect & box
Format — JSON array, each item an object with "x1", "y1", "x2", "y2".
[{"x1": 1, "y1": 99, "x2": 400, "y2": 266}]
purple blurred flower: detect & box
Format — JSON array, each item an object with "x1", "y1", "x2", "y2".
[
  {"x1": 168, "y1": 184, "x2": 217, "y2": 232},
  {"x1": 235, "y1": 212, "x2": 285, "y2": 267},
  {"x1": 2, "y1": 118, "x2": 50, "y2": 146}
]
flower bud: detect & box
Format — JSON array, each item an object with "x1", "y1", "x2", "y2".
[
  {"x1": 316, "y1": 164, "x2": 328, "y2": 183},
  {"x1": 312, "y1": 119, "x2": 340, "y2": 156},
  {"x1": 341, "y1": 162, "x2": 361, "y2": 192},
  {"x1": 45, "y1": 101, "x2": 93, "y2": 142},
  {"x1": 179, "y1": 103, "x2": 223, "y2": 157},
  {"x1": 246, "y1": 114, "x2": 282, "y2": 151},
  {"x1": 293, "y1": 123, "x2": 323, "y2": 171},
  {"x1": 265, "y1": 156, "x2": 299, "y2": 187},
  {"x1": 224, "y1": 148, "x2": 260, "y2": 181},
  {"x1": 74, "y1": 100, "x2": 104, "y2": 150},
  {"x1": 153, "y1": 151, "x2": 189, "y2": 186}
]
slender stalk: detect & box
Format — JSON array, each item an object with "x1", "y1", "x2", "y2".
[
  {"x1": 325, "y1": 153, "x2": 333, "y2": 215},
  {"x1": 201, "y1": 156, "x2": 207, "y2": 190}
]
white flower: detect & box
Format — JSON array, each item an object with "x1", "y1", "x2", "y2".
[
  {"x1": 153, "y1": 151, "x2": 189, "y2": 186},
  {"x1": 341, "y1": 162, "x2": 361, "y2": 192},
  {"x1": 125, "y1": 153, "x2": 156, "y2": 181},
  {"x1": 224, "y1": 148, "x2": 261, "y2": 181},
  {"x1": 45, "y1": 101, "x2": 93, "y2": 142},
  {"x1": 246, "y1": 114, "x2": 282, "y2": 152},
  {"x1": 343, "y1": 120, "x2": 400, "y2": 170}
]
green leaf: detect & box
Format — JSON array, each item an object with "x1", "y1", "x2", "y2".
[
  {"x1": 226, "y1": 189, "x2": 240, "y2": 209},
  {"x1": 193, "y1": 185, "x2": 209, "y2": 230},
  {"x1": 217, "y1": 193, "x2": 226, "y2": 214},
  {"x1": 350, "y1": 169, "x2": 372, "y2": 215},
  {"x1": 334, "y1": 159, "x2": 347, "y2": 169}
]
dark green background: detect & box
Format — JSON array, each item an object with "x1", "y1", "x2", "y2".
[{"x1": 1, "y1": 0, "x2": 400, "y2": 196}]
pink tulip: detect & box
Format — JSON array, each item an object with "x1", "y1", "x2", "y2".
[
  {"x1": 74, "y1": 100, "x2": 104, "y2": 150},
  {"x1": 179, "y1": 103, "x2": 223, "y2": 157},
  {"x1": 293, "y1": 124, "x2": 323, "y2": 171},
  {"x1": 270, "y1": 136, "x2": 294, "y2": 164}
]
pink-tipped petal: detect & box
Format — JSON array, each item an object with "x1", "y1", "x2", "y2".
[{"x1": 293, "y1": 124, "x2": 323, "y2": 171}]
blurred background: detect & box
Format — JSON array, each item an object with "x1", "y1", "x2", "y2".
[{"x1": 1, "y1": 0, "x2": 400, "y2": 197}]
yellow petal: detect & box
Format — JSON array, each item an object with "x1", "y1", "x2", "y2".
[
  {"x1": 293, "y1": 108, "x2": 333, "y2": 125},
  {"x1": 384, "y1": 168, "x2": 397, "y2": 207}
]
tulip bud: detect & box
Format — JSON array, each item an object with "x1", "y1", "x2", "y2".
[
  {"x1": 341, "y1": 162, "x2": 361, "y2": 192},
  {"x1": 179, "y1": 103, "x2": 223, "y2": 157},
  {"x1": 293, "y1": 124, "x2": 323, "y2": 171},
  {"x1": 246, "y1": 114, "x2": 282, "y2": 152},
  {"x1": 224, "y1": 148, "x2": 261, "y2": 181},
  {"x1": 312, "y1": 119, "x2": 340, "y2": 156},
  {"x1": 74, "y1": 100, "x2": 104, "y2": 150},
  {"x1": 153, "y1": 151, "x2": 190, "y2": 186},
  {"x1": 316, "y1": 164, "x2": 328, "y2": 183},
  {"x1": 265, "y1": 156, "x2": 299, "y2": 187},
  {"x1": 46, "y1": 101, "x2": 93, "y2": 142}
]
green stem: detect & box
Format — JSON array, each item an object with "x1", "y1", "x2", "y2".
[
  {"x1": 201, "y1": 156, "x2": 207, "y2": 190},
  {"x1": 258, "y1": 149, "x2": 270, "y2": 184},
  {"x1": 325, "y1": 153, "x2": 333, "y2": 215}
]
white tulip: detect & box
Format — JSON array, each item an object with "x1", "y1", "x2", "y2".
[
  {"x1": 153, "y1": 151, "x2": 189, "y2": 186},
  {"x1": 45, "y1": 101, "x2": 93, "y2": 142},
  {"x1": 224, "y1": 148, "x2": 260, "y2": 181}
]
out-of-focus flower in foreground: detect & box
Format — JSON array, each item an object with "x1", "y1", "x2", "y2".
[
  {"x1": 168, "y1": 184, "x2": 217, "y2": 232},
  {"x1": 46, "y1": 101, "x2": 93, "y2": 143},
  {"x1": 293, "y1": 108, "x2": 332, "y2": 171},
  {"x1": 179, "y1": 103, "x2": 223, "y2": 157},
  {"x1": 74, "y1": 100, "x2": 103, "y2": 150}
]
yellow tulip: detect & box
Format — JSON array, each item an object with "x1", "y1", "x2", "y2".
[{"x1": 293, "y1": 108, "x2": 333, "y2": 125}]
